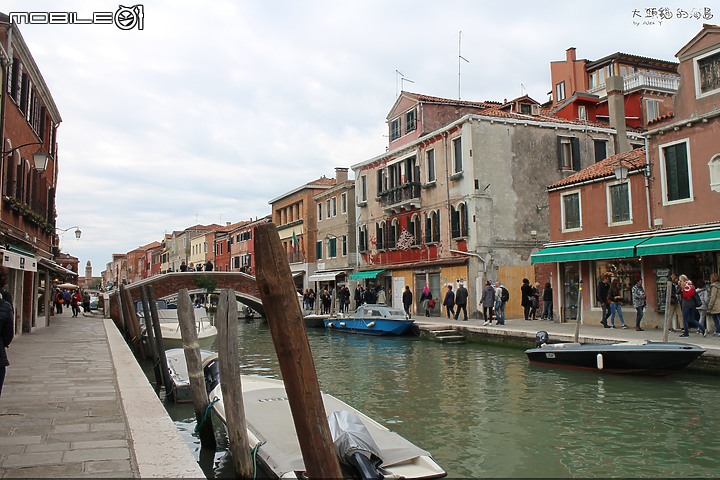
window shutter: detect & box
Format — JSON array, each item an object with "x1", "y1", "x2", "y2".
[
  {"x1": 571, "y1": 137, "x2": 581, "y2": 171},
  {"x1": 556, "y1": 137, "x2": 563, "y2": 170}
]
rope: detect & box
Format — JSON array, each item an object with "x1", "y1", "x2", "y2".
[{"x1": 194, "y1": 396, "x2": 220, "y2": 433}]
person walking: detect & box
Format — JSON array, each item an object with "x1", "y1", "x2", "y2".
[
  {"x1": 420, "y1": 285, "x2": 432, "y2": 317},
  {"x1": 82, "y1": 291, "x2": 91, "y2": 314},
  {"x1": 481, "y1": 281, "x2": 495, "y2": 325},
  {"x1": 70, "y1": 290, "x2": 81, "y2": 317},
  {"x1": 521, "y1": 278, "x2": 533, "y2": 321},
  {"x1": 667, "y1": 274, "x2": 682, "y2": 332},
  {"x1": 632, "y1": 278, "x2": 646, "y2": 331},
  {"x1": 596, "y1": 274, "x2": 611, "y2": 328},
  {"x1": 679, "y1": 275, "x2": 706, "y2": 338},
  {"x1": 402, "y1": 286, "x2": 413, "y2": 318},
  {"x1": 376, "y1": 286, "x2": 386, "y2": 305},
  {"x1": 54, "y1": 288, "x2": 64, "y2": 314},
  {"x1": 354, "y1": 285, "x2": 364, "y2": 309},
  {"x1": 454, "y1": 283, "x2": 469, "y2": 321},
  {"x1": 0, "y1": 266, "x2": 13, "y2": 398},
  {"x1": 493, "y1": 282, "x2": 504, "y2": 325},
  {"x1": 443, "y1": 285, "x2": 456, "y2": 319},
  {"x1": 608, "y1": 278, "x2": 627, "y2": 329},
  {"x1": 529, "y1": 282, "x2": 540, "y2": 320},
  {"x1": 541, "y1": 282, "x2": 553, "y2": 321},
  {"x1": 707, "y1": 273, "x2": 720, "y2": 335},
  {"x1": 696, "y1": 280, "x2": 709, "y2": 331}
]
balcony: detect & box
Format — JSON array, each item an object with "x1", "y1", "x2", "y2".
[
  {"x1": 379, "y1": 182, "x2": 421, "y2": 213},
  {"x1": 587, "y1": 70, "x2": 680, "y2": 96}
]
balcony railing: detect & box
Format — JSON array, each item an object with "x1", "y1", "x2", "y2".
[
  {"x1": 587, "y1": 70, "x2": 680, "y2": 96},
  {"x1": 378, "y1": 182, "x2": 421, "y2": 209}
]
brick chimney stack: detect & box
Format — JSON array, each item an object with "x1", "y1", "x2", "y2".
[
  {"x1": 335, "y1": 167, "x2": 348, "y2": 183},
  {"x1": 606, "y1": 75, "x2": 631, "y2": 154}
]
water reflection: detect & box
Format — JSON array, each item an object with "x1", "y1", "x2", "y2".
[{"x1": 160, "y1": 320, "x2": 720, "y2": 478}]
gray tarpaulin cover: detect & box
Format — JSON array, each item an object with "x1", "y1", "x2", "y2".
[{"x1": 328, "y1": 410, "x2": 383, "y2": 463}]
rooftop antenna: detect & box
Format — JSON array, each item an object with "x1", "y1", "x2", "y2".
[
  {"x1": 458, "y1": 31, "x2": 469, "y2": 99},
  {"x1": 521, "y1": 83, "x2": 527, "y2": 96},
  {"x1": 395, "y1": 70, "x2": 414, "y2": 97}
]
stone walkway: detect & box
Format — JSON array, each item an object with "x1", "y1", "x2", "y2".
[{"x1": 0, "y1": 310, "x2": 203, "y2": 478}]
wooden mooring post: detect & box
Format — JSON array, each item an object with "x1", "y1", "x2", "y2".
[
  {"x1": 255, "y1": 223, "x2": 343, "y2": 479},
  {"x1": 139, "y1": 286, "x2": 163, "y2": 392},
  {"x1": 119, "y1": 284, "x2": 146, "y2": 360},
  {"x1": 177, "y1": 288, "x2": 216, "y2": 449},
  {"x1": 146, "y1": 285, "x2": 174, "y2": 400},
  {"x1": 216, "y1": 289, "x2": 253, "y2": 478}
]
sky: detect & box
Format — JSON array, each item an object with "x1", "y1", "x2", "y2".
[{"x1": 2, "y1": 0, "x2": 715, "y2": 275}]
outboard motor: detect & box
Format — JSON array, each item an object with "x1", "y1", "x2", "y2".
[
  {"x1": 535, "y1": 331, "x2": 549, "y2": 348},
  {"x1": 328, "y1": 410, "x2": 384, "y2": 480}
]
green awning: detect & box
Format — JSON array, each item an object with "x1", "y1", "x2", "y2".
[
  {"x1": 531, "y1": 238, "x2": 646, "y2": 264},
  {"x1": 636, "y1": 229, "x2": 720, "y2": 256},
  {"x1": 349, "y1": 269, "x2": 385, "y2": 280}
]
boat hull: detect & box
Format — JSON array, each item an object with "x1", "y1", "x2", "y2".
[
  {"x1": 525, "y1": 341, "x2": 705, "y2": 375},
  {"x1": 324, "y1": 317, "x2": 414, "y2": 335}
]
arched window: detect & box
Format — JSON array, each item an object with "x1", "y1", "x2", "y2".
[
  {"x1": 431, "y1": 210, "x2": 440, "y2": 242},
  {"x1": 358, "y1": 225, "x2": 368, "y2": 252},
  {"x1": 710, "y1": 154, "x2": 720, "y2": 192},
  {"x1": 388, "y1": 218, "x2": 399, "y2": 248},
  {"x1": 409, "y1": 214, "x2": 421, "y2": 246},
  {"x1": 451, "y1": 202, "x2": 469, "y2": 238},
  {"x1": 376, "y1": 221, "x2": 386, "y2": 250}
]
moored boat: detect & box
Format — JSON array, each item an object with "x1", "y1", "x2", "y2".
[
  {"x1": 165, "y1": 348, "x2": 216, "y2": 402},
  {"x1": 203, "y1": 357, "x2": 446, "y2": 479},
  {"x1": 525, "y1": 331, "x2": 705, "y2": 375},
  {"x1": 324, "y1": 304, "x2": 414, "y2": 336},
  {"x1": 137, "y1": 300, "x2": 217, "y2": 350}
]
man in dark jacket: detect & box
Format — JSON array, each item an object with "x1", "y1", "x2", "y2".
[
  {"x1": 596, "y1": 275, "x2": 611, "y2": 328},
  {"x1": 454, "y1": 283, "x2": 469, "y2": 321},
  {"x1": 0, "y1": 266, "x2": 14, "y2": 397},
  {"x1": 402, "y1": 286, "x2": 413, "y2": 318}
]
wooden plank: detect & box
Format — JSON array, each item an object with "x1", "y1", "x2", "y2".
[
  {"x1": 177, "y1": 288, "x2": 216, "y2": 449},
  {"x1": 146, "y1": 285, "x2": 174, "y2": 400},
  {"x1": 216, "y1": 289, "x2": 253, "y2": 477},
  {"x1": 254, "y1": 222, "x2": 343, "y2": 479}
]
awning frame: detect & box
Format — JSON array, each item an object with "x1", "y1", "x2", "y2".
[
  {"x1": 349, "y1": 269, "x2": 385, "y2": 280},
  {"x1": 307, "y1": 270, "x2": 345, "y2": 282}
]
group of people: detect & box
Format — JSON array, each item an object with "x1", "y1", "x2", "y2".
[
  {"x1": 54, "y1": 288, "x2": 92, "y2": 317},
  {"x1": 520, "y1": 279, "x2": 553, "y2": 322},
  {"x1": 178, "y1": 261, "x2": 213, "y2": 272}
]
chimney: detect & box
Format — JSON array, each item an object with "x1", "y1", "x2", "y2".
[
  {"x1": 606, "y1": 75, "x2": 631, "y2": 154},
  {"x1": 566, "y1": 47, "x2": 577, "y2": 62},
  {"x1": 335, "y1": 167, "x2": 348, "y2": 183}
]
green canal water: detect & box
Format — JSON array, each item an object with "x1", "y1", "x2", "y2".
[{"x1": 160, "y1": 320, "x2": 720, "y2": 478}]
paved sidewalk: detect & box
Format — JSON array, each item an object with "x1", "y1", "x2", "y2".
[{"x1": 0, "y1": 310, "x2": 203, "y2": 478}]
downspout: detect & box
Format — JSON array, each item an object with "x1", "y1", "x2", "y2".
[{"x1": 644, "y1": 136, "x2": 653, "y2": 230}]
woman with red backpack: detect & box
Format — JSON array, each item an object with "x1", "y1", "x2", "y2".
[{"x1": 678, "y1": 274, "x2": 707, "y2": 338}]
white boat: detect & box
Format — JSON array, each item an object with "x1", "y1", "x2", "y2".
[
  {"x1": 165, "y1": 348, "x2": 217, "y2": 402},
  {"x1": 203, "y1": 357, "x2": 446, "y2": 479},
  {"x1": 137, "y1": 300, "x2": 218, "y2": 350}
]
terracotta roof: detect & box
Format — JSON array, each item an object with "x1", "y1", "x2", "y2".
[
  {"x1": 549, "y1": 147, "x2": 647, "y2": 189},
  {"x1": 306, "y1": 176, "x2": 336, "y2": 187},
  {"x1": 401, "y1": 91, "x2": 501, "y2": 109}
]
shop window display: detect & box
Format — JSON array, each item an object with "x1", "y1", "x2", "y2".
[{"x1": 594, "y1": 259, "x2": 641, "y2": 305}]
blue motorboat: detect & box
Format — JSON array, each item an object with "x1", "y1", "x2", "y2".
[{"x1": 324, "y1": 304, "x2": 414, "y2": 336}]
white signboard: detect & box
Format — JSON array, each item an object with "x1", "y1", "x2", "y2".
[{"x1": 1, "y1": 250, "x2": 38, "y2": 272}]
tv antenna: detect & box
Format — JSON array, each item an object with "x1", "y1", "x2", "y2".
[
  {"x1": 458, "y1": 31, "x2": 469, "y2": 99},
  {"x1": 396, "y1": 70, "x2": 414, "y2": 97}
]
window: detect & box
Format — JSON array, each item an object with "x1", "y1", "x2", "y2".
[
  {"x1": 696, "y1": 49, "x2": 720, "y2": 97},
  {"x1": 578, "y1": 105, "x2": 587, "y2": 121},
  {"x1": 451, "y1": 203, "x2": 469, "y2": 238},
  {"x1": 317, "y1": 202, "x2": 323, "y2": 221},
  {"x1": 376, "y1": 222, "x2": 386, "y2": 250},
  {"x1": 331, "y1": 197, "x2": 337, "y2": 217},
  {"x1": 660, "y1": 140, "x2": 692, "y2": 204},
  {"x1": 405, "y1": 109, "x2": 417, "y2": 133},
  {"x1": 424, "y1": 211, "x2": 441, "y2": 243},
  {"x1": 594, "y1": 140, "x2": 607, "y2": 163},
  {"x1": 326, "y1": 199, "x2": 331, "y2": 218},
  {"x1": 358, "y1": 225, "x2": 368, "y2": 252},
  {"x1": 646, "y1": 99, "x2": 660, "y2": 122},
  {"x1": 377, "y1": 169, "x2": 386, "y2": 195},
  {"x1": 340, "y1": 192, "x2": 347, "y2": 214},
  {"x1": 426, "y1": 149, "x2": 436, "y2": 182},
  {"x1": 555, "y1": 81, "x2": 566, "y2": 102},
  {"x1": 389, "y1": 117, "x2": 401, "y2": 141},
  {"x1": 710, "y1": 155, "x2": 720, "y2": 193},
  {"x1": 341, "y1": 235, "x2": 347, "y2": 256},
  {"x1": 608, "y1": 182, "x2": 631, "y2": 224},
  {"x1": 557, "y1": 136, "x2": 580, "y2": 171},
  {"x1": 452, "y1": 137, "x2": 462, "y2": 173},
  {"x1": 561, "y1": 191, "x2": 582, "y2": 231},
  {"x1": 316, "y1": 241, "x2": 323, "y2": 260},
  {"x1": 388, "y1": 219, "x2": 399, "y2": 248},
  {"x1": 360, "y1": 175, "x2": 367, "y2": 203},
  {"x1": 327, "y1": 237, "x2": 337, "y2": 258},
  {"x1": 408, "y1": 214, "x2": 421, "y2": 246}
]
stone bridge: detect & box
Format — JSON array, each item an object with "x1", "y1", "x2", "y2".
[{"x1": 107, "y1": 271, "x2": 263, "y2": 321}]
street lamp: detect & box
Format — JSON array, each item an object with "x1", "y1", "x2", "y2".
[
  {"x1": 57, "y1": 226, "x2": 82, "y2": 240},
  {"x1": 1, "y1": 141, "x2": 50, "y2": 172}
]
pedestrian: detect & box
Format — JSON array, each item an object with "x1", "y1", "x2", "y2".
[
  {"x1": 321, "y1": 288, "x2": 331, "y2": 314},
  {"x1": 493, "y1": 282, "x2": 504, "y2": 325},
  {"x1": 678, "y1": 275, "x2": 706, "y2": 338},
  {"x1": 205, "y1": 260, "x2": 214, "y2": 271},
  {"x1": 341, "y1": 286, "x2": 351, "y2": 313},
  {"x1": 631, "y1": 278, "x2": 646, "y2": 331},
  {"x1": 376, "y1": 286, "x2": 386, "y2": 305},
  {"x1": 608, "y1": 278, "x2": 627, "y2": 329},
  {"x1": 402, "y1": 286, "x2": 413, "y2": 318},
  {"x1": 541, "y1": 282, "x2": 553, "y2": 321},
  {"x1": 54, "y1": 288, "x2": 64, "y2": 314},
  {"x1": 364, "y1": 285, "x2": 377, "y2": 304},
  {"x1": 454, "y1": 282, "x2": 469, "y2": 321},
  {"x1": 521, "y1": 278, "x2": 533, "y2": 321},
  {"x1": 667, "y1": 274, "x2": 682, "y2": 332},
  {"x1": 420, "y1": 285, "x2": 432, "y2": 317},
  {"x1": 62, "y1": 289, "x2": 71, "y2": 308},
  {"x1": 596, "y1": 274, "x2": 611, "y2": 328},
  {"x1": 303, "y1": 289, "x2": 310, "y2": 310},
  {"x1": 70, "y1": 290, "x2": 81, "y2": 317},
  {"x1": 481, "y1": 281, "x2": 495, "y2": 325},
  {"x1": 530, "y1": 282, "x2": 541, "y2": 320},
  {"x1": 0, "y1": 266, "x2": 13, "y2": 398},
  {"x1": 707, "y1": 273, "x2": 720, "y2": 335},
  {"x1": 179, "y1": 261, "x2": 188, "y2": 272},
  {"x1": 308, "y1": 288, "x2": 316, "y2": 311},
  {"x1": 696, "y1": 279, "x2": 709, "y2": 331},
  {"x1": 499, "y1": 283, "x2": 510, "y2": 325},
  {"x1": 82, "y1": 291, "x2": 91, "y2": 314},
  {"x1": 354, "y1": 285, "x2": 364, "y2": 309},
  {"x1": 443, "y1": 285, "x2": 455, "y2": 319}
]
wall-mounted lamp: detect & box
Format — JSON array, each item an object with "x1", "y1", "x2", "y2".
[
  {"x1": 57, "y1": 226, "x2": 82, "y2": 240},
  {"x1": 1, "y1": 141, "x2": 49, "y2": 172}
]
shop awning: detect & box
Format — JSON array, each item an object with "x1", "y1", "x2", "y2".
[
  {"x1": 307, "y1": 270, "x2": 345, "y2": 282},
  {"x1": 531, "y1": 238, "x2": 646, "y2": 264},
  {"x1": 349, "y1": 269, "x2": 385, "y2": 280},
  {"x1": 636, "y1": 229, "x2": 720, "y2": 256}
]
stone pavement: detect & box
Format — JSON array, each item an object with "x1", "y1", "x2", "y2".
[{"x1": 0, "y1": 310, "x2": 204, "y2": 478}]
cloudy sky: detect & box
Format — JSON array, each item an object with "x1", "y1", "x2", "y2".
[{"x1": 2, "y1": 0, "x2": 713, "y2": 275}]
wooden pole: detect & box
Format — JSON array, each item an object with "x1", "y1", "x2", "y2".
[
  {"x1": 177, "y1": 288, "x2": 216, "y2": 449},
  {"x1": 216, "y1": 289, "x2": 253, "y2": 477},
  {"x1": 147, "y1": 285, "x2": 174, "y2": 400},
  {"x1": 573, "y1": 287, "x2": 582, "y2": 343},
  {"x1": 139, "y1": 286, "x2": 163, "y2": 391},
  {"x1": 254, "y1": 222, "x2": 343, "y2": 479},
  {"x1": 120, "y1": 284, "x2": 146, "y2": 360},
  {"x1": 663, "y1": 280, "x2": 672, "y2": 342}
]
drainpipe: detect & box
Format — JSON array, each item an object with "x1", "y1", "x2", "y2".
[{"x1": 644, "y1": 136, "x2": 653, "y2": 230}]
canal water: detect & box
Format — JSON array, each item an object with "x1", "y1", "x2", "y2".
[{"x1": 160, "y1": 320, "x2": 720, "y2": 478}]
